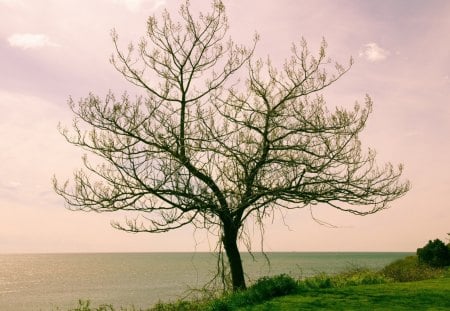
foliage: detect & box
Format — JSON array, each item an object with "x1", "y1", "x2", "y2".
[
  {"x1": 150, "y1": 299, "x2": 205, "y2": 311},
  {"x1": 335, "y1": 265, "x2": 388, "y2": 286},
  {"x1": 250, "y1": 274, "x2": 299, "y2": 297},
  {"x1": 209, "y1": 274, "x2": 298, "y2": 310},
  {"x1": 300, "y1": 266, "x2": 387, "y2": 290},
  {"x1": 381, "y1": 255, "x2": 445, "y2": 282},
  {"x1": 417, "y1": 239, "x2": 450, "y2": 268},
  {"x1": 54, "y1": 0, "x2": 410, "y2": 291}
]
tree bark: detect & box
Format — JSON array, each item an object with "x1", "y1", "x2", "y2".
[{"x1": 222, "y1": 220, "x2": 246, "y2": 291}]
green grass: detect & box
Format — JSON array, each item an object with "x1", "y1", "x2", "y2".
[
  {"x1": 241, "y1": 277, "x2": 450, "y2": 310},
  {"x1": 381, "y1": 255, "x2": 444, "y2": 282}
]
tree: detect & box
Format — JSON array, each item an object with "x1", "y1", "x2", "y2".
[
  {"x1": 54, "y1": 0, "x2": 410, "y2": 291},
  {"x1": 417, "y1": 239, "x2": 450, "y2": 268}
]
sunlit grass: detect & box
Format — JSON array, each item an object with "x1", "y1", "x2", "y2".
[
  {"x1": 381, "y1": 255, "x2": 445, "y2": 282},
  {"x1": 243, "y1": 276, "x2": 450, "y2": 310}
]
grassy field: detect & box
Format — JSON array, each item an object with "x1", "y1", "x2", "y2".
[{"x1": 241, "y1": 277, "x2": 450, "y2": 310}]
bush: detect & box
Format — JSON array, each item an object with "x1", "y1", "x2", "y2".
[
  {"x1": 417, "y1": 239, "x2": 450, "y2": 268},
  {"x1": 208, "y1": 274, "x2": 299, "y2": 310},
  {"x1": 250, "y1": 274, "x2": 299, "y2": 297},
  {"x1": 381, "y1": 256, "x2": 444, "y2": 282}
]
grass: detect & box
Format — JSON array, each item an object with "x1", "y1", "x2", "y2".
[
  {"x1": 68, "y1": 257, "x2": 450, "y2": 311},
  {"x1": 381, "y1": 255, "x2": 444, "y2": 282},
  {"x1": 242, "y1": 277, "x2": 450, "y2": 310}
]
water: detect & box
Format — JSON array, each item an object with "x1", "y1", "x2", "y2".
[{"x1": 0, "y1": 252, "x2": 411, "y2": 310}]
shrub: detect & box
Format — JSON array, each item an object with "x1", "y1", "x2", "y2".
[
  {"x1": 208, "y1": 274, "x2": 299, "y2": 310},
  {"x1": 417, "y1": 239, "x2": 450, "y2": 268},
  {"x1": 250, "y1": 274, "x2": 299, "y2": 297},
  {"x1": 381, "y1": 256, "x2": 444, "y2": 282}
]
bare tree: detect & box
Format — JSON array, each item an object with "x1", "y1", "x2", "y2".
[{"x1": 54, "y1": 0, "x2": 410, "y2": 291}]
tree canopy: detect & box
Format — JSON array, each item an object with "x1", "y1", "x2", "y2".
[{"x1": 54, "y1": 0, "x2": 410, "y2": 290}]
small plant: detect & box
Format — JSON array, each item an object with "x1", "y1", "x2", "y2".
[
  {"x1": 69, "y1": 300, "x2": 116, "y2": 311},
  {"x1": 417, "y1": 239, "x2": 450, "y2": 268},
  {"x1": 67, "y1": 299, "x2": 153, "y2": 311}
]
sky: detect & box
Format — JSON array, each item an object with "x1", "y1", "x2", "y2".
[{"x1": 0, "y1": 0, "x2": 449, "y2": 253}]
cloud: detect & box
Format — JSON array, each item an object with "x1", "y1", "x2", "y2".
[
  {"x1": 359, "y1": 42, "x2": 389, "y2": 62},
  {"x1": 150, "y1": 0, "x2": 165, "y2": 11},
  {"x1": 8, "y1": 181, "x2": 21, "y2": 188},
  {"x1": 0, "y1": 90, "x2": 78, "y2": 207},
  {"x1": 7, "y1": 33, "x2": 60, "y2": 49},
  {"x1": 0, "y1": 0, "x2": 25, "y2": 7},
  {"x1": 114, "y1": 0, "x2": 165, "y2": 12}
]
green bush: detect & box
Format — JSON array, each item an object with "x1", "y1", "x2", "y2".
[
  {"x1": 381, "y1": 256, "x2": 444, "y2": 282},
  {"x1": 417, "y1": 239, "x2": 450, "y2": 268},
  {"x1": 250, "y1": 274, "x2": 299, "y2": 297},
  {"x1": 208, "y1": 274, "x2": 299, "y2": 310}
]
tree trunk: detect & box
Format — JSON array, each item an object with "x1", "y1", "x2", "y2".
[{"x1": 222, "y1": 221, "x2": 246, "y2": 291}]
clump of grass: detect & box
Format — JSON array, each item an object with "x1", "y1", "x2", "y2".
[
  {"x1": 69, "y1": 300, "x2": 116, "y2": 311},
  {"x1": 381, "y1": 255, "x2": 445, "y2": 282},
  {"x1": 68, "y1": 299, "x2": 157, "y2": 311},
  {"x1": 150, "y1": 299, "x2": 206, "y2": 311},
  {"x1": 209, "y1": 274, "x2": 298, "y2": 311},
  {"x1": 300, "y1": 273, "x2": 333, "y2": 289},
  {"x1": 333, "y1": 265, "x2": 389, "y2": 286},
  {"x1": 299, "y1": 266, "x2": 388, "y2": 290}
]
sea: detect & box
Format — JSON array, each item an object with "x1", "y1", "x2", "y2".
[{"x1": 0, "y1": 252, "x2": 411, "y2": 310}]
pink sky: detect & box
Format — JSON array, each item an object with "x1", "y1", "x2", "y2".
[{"x1": 1, "y1": 0, "x2": 449, "y2": 253}]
